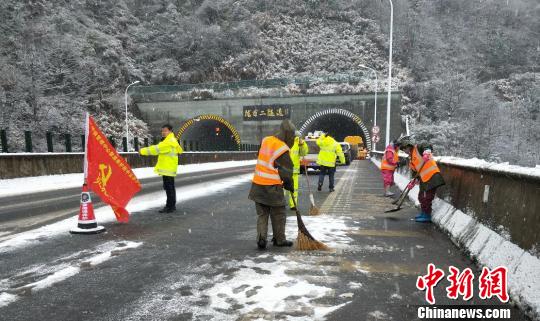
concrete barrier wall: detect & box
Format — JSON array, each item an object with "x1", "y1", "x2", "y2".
[
  {"x1": 0, "y1": 152, "x2": 257, "y2": 179},
  {"x1": 371, "y1": 152, "x2": 540, "y2": 252}
]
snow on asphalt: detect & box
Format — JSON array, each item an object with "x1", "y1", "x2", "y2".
[
  {"x1": 0, "y1": 160, "x2": 256, "y2": 198},
  {"x1": 0, "y1": 173, "x2": 253, "y2": 253},
  {"x1": 0, "y1": 240, "x2": 142, "y2": 308}
]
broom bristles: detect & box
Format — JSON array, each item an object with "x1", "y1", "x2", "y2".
[
  {"x1": 309, "y1": 204, "x2": 320, "y2": 216},
  {"x1": 296, "y1": 230, "x2": 329, "y2": 251},
  {"x1": 295, "y1": 210, "x2": 329, "y2": 251}
]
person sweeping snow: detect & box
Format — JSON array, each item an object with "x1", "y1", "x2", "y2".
[
  {"x1": 249, "y1": 120, "x2": 296, "y2": 250},
  {"x1": 400, "y1": 137, "x2": 445, "y2": 223},
  {"x1": 380, "y1": 140, "x2": 402, "y2": 197},
  {"x1": 286, "y1": 131, "x2": 309, "y2": 211}
]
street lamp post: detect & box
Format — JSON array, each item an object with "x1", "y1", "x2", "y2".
[
  {"x1": 358, "y1": 65, "x2": 379, "y2": 151},
  {"x1": 125, "y1": 80, "x2": 140, "y2": 151},
  {"x1": 384, "y1": 0, "x2": 394, "y2": 147}
]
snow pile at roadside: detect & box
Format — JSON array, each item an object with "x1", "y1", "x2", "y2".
[
  {"x1": 371, "y1": 157, "x2": 540, "y2": 319},
  {"x1": 0, "y1": 160, "x2": 256, "y2": 198},
  {"x1": 435, "y1": 156, "x2": 540, "y2": 179}
]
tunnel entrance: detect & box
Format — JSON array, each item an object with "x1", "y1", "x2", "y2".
[
  {"x1": 299, "y1": 108, "x2": 372, "y2": 150},
  {"x1": 176, "y1": 115, "x2": 241, "y2": 151}
]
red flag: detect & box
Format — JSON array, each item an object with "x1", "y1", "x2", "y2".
[{"x1": 85, "y1": 114, "x2": 141, "y2": 222}]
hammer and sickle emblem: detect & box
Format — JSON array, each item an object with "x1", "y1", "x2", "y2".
[{"x1": 98, "y1": 163, "x2": 112, "y2": 187}]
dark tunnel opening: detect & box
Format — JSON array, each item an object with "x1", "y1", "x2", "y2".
[
  {"x1": 180, "y1": 119, "x2": 239, "y2": 151},
  {"x1": 301, "y1": 114, "x2": 366, "y2": 143}
]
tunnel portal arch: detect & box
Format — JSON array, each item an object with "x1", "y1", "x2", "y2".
[
  {"x1": 176, "y1": 114, "x2": 241, "y2": 151},
  {"x1": 299, "y1": 108, "x2": 372, "y2": 151}
]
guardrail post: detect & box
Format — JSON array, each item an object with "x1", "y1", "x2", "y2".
[
  {"x1": 189, "y1": 141, "x2": 193, "y2": 151},
  {"x1": 81, "y1": 135, "x2": 85, "y2": 152},
  {"x1": 0, "y1": 129, "x2": 8, "y2": 153},
  {"x1": 109, "y1": 136, "x2": 116, "y2": 149},
  {"x1": 183, "y1": 141, "x2": 187, "y2": 151},
  {"x1": 195, "y1": 141, "x2": 199, "y2": 151},
  {"x1": 65, "y1": 133, "x2": 72, "y2": 152},
  {"x1": 122, "y1": 137, "x2": 128, "y2": 152},
  {"x1": 134, "y1": 137, "x2": 139, "y2": 151},
  {"x1": 24, "y1": 131, "x2": 32, "y2": 152},
  {"x1": 46, "y1": 132, "x2": 53, "y2": 152},
  {"x1": 144, "y1": 137, "x2": 149, "y2": 147}
]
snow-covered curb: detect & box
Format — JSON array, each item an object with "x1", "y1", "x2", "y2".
[
  {"x1": 371, "y1": 157, "x2": 540, "y2": 319},
  {"x1": 0, "y1": 160, "x2": 256, "y2": 198},
  {"x1": 434, "y1": 156, "x2": 540, "y2": 180}
]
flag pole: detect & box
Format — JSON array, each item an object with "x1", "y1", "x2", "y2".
[{"x1": 84, "y1": 112, "x2": 89, "y2": 184}]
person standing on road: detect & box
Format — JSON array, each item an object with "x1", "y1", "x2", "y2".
[
  {"x1": 400, "y1": 137, "x2": 445, "y2": 223},
  {"x1": 139, "y1": 124, "x2": 183, "y2": 213},
  {"x1": 286, "y1": 131, "x2": 309, "y2": 211},
  {"x1": 380, "y1": 140, "x2": 401, "y2": 197},
  {"x1": 249, "y1": 120, "x2": 296, "y2": 250},
  {"x1": 316, "y1": 133, "x2": 345, "y2": 192}
]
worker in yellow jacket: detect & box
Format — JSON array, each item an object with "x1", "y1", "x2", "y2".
[
  {"x1": 286, "y1": 131, "x2": 309, "y2": 210},
  {"x1": 139, "y1": 124, "x2": 183, "y2": 213},
  {"x1": 316, "y1": 133, "x2": 345, "y2": 192}
]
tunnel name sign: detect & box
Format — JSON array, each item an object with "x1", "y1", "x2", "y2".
[{"x1": 243, "y1": 105, "x2": 290, "y2": 121}]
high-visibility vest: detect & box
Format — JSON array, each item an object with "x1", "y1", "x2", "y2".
[
  {"x1": 381, "y1": 144, "x2": 399, "y2": 171},
  {"x1": 140, "y1": 133, "x2": 183, "y2": 177},
  {"x1": 290, "y1": 137, "x2": 309, "y2": 174},
  {"x1": 252, "y1": 136, "x2": 290, "y2": 185},
  {"x1": 409, "y1": 145, "x2": 440, "y2": 183},
  {"x1": 316, "y1": 136, "x2": 345, "y2": 168}
]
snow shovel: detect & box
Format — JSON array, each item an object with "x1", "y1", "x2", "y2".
[
  {"x1": 386, "y1": 162, "x2": 427, "y2": 213},
  {"x1": 302, "y1": 160, "x2": 320, "y2": 215}
]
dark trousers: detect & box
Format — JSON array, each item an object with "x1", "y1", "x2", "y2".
[
  {"x1": 162, "y1": 176, "x2": 176, "y2": 209},
  {"x1": 418, "y1": 188, "x2": 437, "y2": 214},
  {"x1": 255, "y1": 202, "x2": 287, "y2": 244},
  {"x1": 318, "y1": 165, "x2": 336, "y2": 189}
]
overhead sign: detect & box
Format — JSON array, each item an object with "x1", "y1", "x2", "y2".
[{"x1": 243, "y1": 105, "x2": 290, "y2": 121}]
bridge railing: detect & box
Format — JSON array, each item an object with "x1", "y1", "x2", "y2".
[
  {"x1": 0, "y1": 151, "x2": 257, "y2": 179},
  {"x1": 370, "y1": 151, "x2": 540, "y2": 253}
]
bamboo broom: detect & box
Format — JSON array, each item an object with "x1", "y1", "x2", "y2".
[
  {"x1": 302, "y1": 160, "x2": 320, "y2": 215},
  {"x1": 290, "y1": 196, "x2": 329, "y2": 251}
]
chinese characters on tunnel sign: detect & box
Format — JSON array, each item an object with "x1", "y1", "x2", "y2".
[
  {"x1": 416, "y1": 264, "x2": 509, "y2": 304},
  {"x1": 243, "y1": 105, "x2": 290, "y2": 121}
]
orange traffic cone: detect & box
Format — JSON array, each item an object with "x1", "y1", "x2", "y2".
[{"x1": 70, "y1": 184, "x2": 106, "y2": 234}]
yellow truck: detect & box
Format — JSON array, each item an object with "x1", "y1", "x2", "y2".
[{"x1": 344, "y1": 136, "x2": 368, "y2": 160}]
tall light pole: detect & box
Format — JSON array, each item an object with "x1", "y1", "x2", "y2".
[
  {"x1": 385, "y1": 0, "x2": 394, "y2": 147},
  {"x1": 125, "y1": 80, "x2": 140, "y2": 151},
  {"x1": 358, "y1": 65, "x2": 379, "y2": 151}
]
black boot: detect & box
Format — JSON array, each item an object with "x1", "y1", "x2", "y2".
[
  {"x1": 158, "y1": 207, "x2": 169, "y2": 213},
  {"x1": 317, "y1": 183, "x2": 322, "y2": 191},
  {"x1": 257, "y1": 238, "x2": 267, "y2": 250},
  {"x1": 274, "y1": 240, "x2": 293, "y2": 247}
]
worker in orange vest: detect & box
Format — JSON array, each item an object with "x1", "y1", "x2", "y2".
[
  {"x1": 400, "y1": 137, "x2": 445, "y2": 223},
  {"x1": 380, "y1": 139, "x2": 401, "y2": 197},
  {"x1": 249, "y1": 120, "x2": 296, "y2": 250}
]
